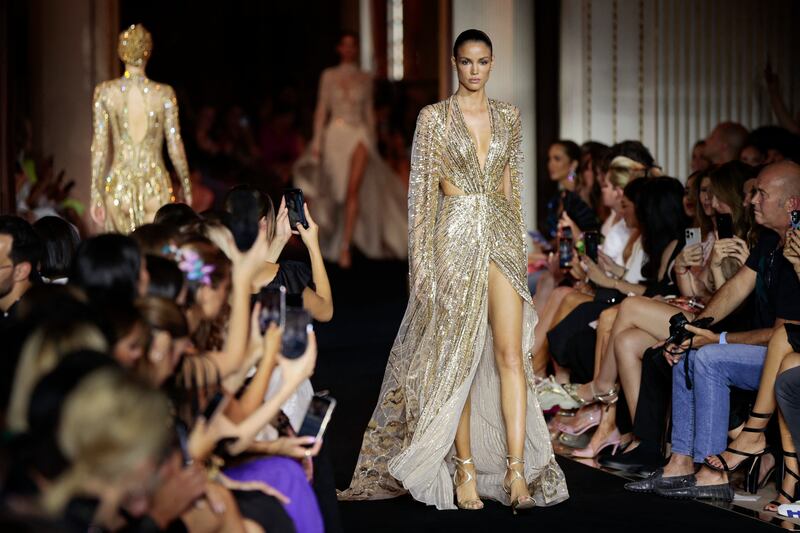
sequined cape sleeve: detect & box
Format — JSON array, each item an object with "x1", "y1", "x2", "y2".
[
  {"x1": 407, "y1": 105, "x2": 442, "y2": 298},
  {"x1": 163, "y1": 85, "x2": 192, "y2": 205},
  {"x1": 506, "y1": 105, "x2": 528, "y2": 288},
  {"x1": 90, "y1": 84, "x2": 110, "y2": 210}
]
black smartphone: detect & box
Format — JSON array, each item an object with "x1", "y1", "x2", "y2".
[
  {"x1": 175, "y1": 420, "x2": 193, "y2": 466},
  {"x1": 259, "y1": 286, "x2": 286, "y2": 334},
  {"x1": 281, "y1": 308, "x2": 312, "y2": 359},
  {"x1": 558, "y1": 227, "x2": 574, "y2": 269},
  {"x1": 716, "y1": 213, "x2": 734, "y2": 239},
  {"x1": 202, "y1": 391, "x2": 226, "y2": 421},
  {"x1": 791, "y1": 210, "x2": 800, "y2": 230},
  {"x1": 298, "y1": 394, "x2": 337, "y2": 446},
  {"x1": 584, "y1": 231, "x2": 600, "y2": 263},
  {"x1": 284, "y1": 188, "x2": 309, "y2": 230}
]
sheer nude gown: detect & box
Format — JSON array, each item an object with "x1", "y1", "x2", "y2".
[
  {"x1": 91, "y1": 72, "x2": 192, "y2": 233},
  {"x1": 293, "y1": 63, "x2": 407, "y2": 261},
  {"x1": 339, "y1": 96, "x2": 568, "y2": 510}
]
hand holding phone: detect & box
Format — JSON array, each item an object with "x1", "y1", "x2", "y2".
[
  {"x1": 284, "y1": 188, "x2": 309, "y2": 232},
  {"x1": 259, "y1": 286, "x2": 286, "y2": 335},
  {"x1": 298, "y1": 394, "x2": 336, "y2": 447},
  {"x1": 685, "y1": 227, "x2": 702, "y2": 247},
  {"x1": 281, "y1": 308, "x2": 312, "y2": 359},
  {"x1": 715, "y1": 214, "x2": 734, "y2": 240}
]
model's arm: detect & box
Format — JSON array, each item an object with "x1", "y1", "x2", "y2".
[
  {"x1": 164, "y1": 86, "x2": 192, "y2": 205},
  {"x1": 90, "y1": 85, "x2": 110, "y2": 220},
  {"x1": 407, "y1": 106, "x2": 440, "y2": 294},
  {"x1": 311, "y1": 71, "x2": 330, "y2": 155}
]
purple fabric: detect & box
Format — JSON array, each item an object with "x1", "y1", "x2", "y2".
[{"x1": 225, "y1": 455, "x2": 323, "y2": 533}]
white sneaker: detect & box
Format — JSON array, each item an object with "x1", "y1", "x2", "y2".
[
  {"x1": 535, "y1": 376, "x2": 581, "y2": 411},
  {"x1": 778, "y1": 502, "x2": 800, "y2": 518}
]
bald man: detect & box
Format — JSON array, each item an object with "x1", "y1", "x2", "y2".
[
  {"x1": 705, "y1": 122, "x2": 749, "y2": 165},
  {"x1": 628, "y1": 161, "x2": 800, "y2": 500}
]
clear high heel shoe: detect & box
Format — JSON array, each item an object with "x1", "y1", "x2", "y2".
[
  {"x1": 452, "y1": 456, "x2": 484, "y2": 510},
  {"x1": 571, "y1": 428, "x2": 623, "y2": 459},
  {"x1": 503, "y1": 455, "x2": 536, "y2": 515}
]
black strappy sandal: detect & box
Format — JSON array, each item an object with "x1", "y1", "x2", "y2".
[
  {"x1": 704, "y1": 411, "x2": 771, "y2": 479},
  {"x1": 765, "y1": 451, "x2": 800, "y2": 512}
]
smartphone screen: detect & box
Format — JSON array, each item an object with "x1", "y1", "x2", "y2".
[
  {"x1": 792, "y1": 210, "x2": 800, "y2": 230},
  {"x1": 298, "y1": 395, "x2": 336, "y2": 444},
  {"x1": 716, "y1": 213, "x2": 734, "y2": 239},
  {"x1": 281, "y1": 308, "x2": 312, "y2": 359},
  {"x1": 259, "y1": 286, "x2": 286, "y2": 334},
  {"x1": 284, "y1": 188, "x2": 309, "y2": 229}
]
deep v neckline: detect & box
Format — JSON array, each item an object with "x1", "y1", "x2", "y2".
[{"x1": 453, "y1": 95, "x2": 494, "y2": 174}]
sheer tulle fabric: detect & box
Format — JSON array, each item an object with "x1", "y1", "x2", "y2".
[{"x1": 339, "y1": 97, "x2": 568, "y2": 510}]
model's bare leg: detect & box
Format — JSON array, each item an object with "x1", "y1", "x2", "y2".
[
  {"x1": 487, "y1": 262, "x2": 533, "y2": 507},
  {"x1": 453, "y1": 395, "x2": 483, "y2": 509},
  {"x1": 339, "y1": 142, "x2": 368, "y2": 269},
  {"x1": 706, "y1": 327, "x2": 794, "y2": 469}
]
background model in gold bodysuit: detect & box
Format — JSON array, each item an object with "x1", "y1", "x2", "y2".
[{"x1": 90, "y1": 24, "x2": 192, "y2": 233}]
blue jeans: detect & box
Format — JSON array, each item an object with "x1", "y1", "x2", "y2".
[{"x1": 671, "y1": 343, "x2": 766, "y2": 462}]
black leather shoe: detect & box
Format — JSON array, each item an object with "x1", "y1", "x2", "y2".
[
  {"x1": 599, "y1": 445, "x2": 665, "y2": 476},
  {"x1": 624, "y1": 469, "x2": 696, "y2": 493},
  {"x1": 655, "y1": 482, "x2": 734, "y2": 502}
]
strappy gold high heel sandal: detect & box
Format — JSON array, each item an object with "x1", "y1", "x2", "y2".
[
  {"x1": 503, "y1": 455, "x2": 536, "y2": 515},
  {"x1": 452, "y1": 456, "x2": 484, "y2": 510}
]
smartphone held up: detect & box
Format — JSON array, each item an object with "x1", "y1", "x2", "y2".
[{"x1": 284, "y1": 188, "x2": 309, "y2": 231}]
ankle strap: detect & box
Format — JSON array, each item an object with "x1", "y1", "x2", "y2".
[
  {"x1": 750, "y1": 411, "x2": 772, "y2": 419},
  {"x1": 506, "y1": 455, "x2": 525, "y2": 466},
  {"x1": 784, "y1": 451, "x2": 798, "y2": 459},
  {"x1": 453, "y1": 456, "x2": 475, "y2": 466}
]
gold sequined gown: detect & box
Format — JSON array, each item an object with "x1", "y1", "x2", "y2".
[
  {"x1": 91, "y1": 73, "x2": 192, "y2": 233},
  {"x1": 339, "y1": 96, "x2": 568, "y2": 510}
]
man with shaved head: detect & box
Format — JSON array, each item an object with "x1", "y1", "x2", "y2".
[
  {"x1": 628, "y1": 161, "x2": 800, "y2": 500},
  {"x1": 705, "y1": 122, "x2": 750, "y2": 165}
]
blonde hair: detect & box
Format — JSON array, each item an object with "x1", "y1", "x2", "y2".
[
  {"x1": 607, "y1": 156, "x2": 661, "y2": 188},
  {"x1": 7, "y1": 322, "x2": 108, "y2": 432},
  {"x1": 43, "y1": 368, "x2": 171, "y2": 514}
]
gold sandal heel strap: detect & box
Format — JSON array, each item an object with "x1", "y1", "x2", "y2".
[{"x1": 453, "y1": 456, "x2": 476, "y2": 488}]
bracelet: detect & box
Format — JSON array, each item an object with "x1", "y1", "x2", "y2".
[{"x1": 719, "y1": 331, "x2": 728, "y2": 345}]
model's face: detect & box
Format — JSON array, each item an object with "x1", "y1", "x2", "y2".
[
  {"x1": 453, "y1": 41, "x2": 492, "y2": 92},
  {"x1": 683, "y1": 175, "x2": 697, "y2": 218},
  {"x1": 547, "y1": 144, "x2": 577, "y2": 182},
  {"x1": 740, "y1": 145, "x2": 765, "y2": 167},
  {"x1": 338, "y1": 36, "x2": 358, "y2": 63},
  {"x1": 699, "y1": 176, "x2": 714, "y2": 217}
]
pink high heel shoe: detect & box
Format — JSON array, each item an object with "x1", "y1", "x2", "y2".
[
  {"x1": 555, "y1": 405, "x2": 601, "y2": 436},
  {"x1": 571, "y1": 428, "x2": 622, "y2": 459}
]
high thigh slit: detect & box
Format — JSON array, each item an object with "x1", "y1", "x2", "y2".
[{"x1": 339, "y1": 96, "x2": 568, "y2": 509}]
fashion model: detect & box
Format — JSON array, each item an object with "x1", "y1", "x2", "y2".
[
  {"x1": 339, "y1": 29, "x2": 568, "y2": 511},
  {"x1": 90, "y1": 24, "x2": 192, "y2": 233},
  {"x1": 294, "y1": 32, "x2": 406, "y2": 267}
]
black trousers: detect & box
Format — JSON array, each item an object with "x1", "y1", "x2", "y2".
[
  {"x1": 231, "y1": 490, "x2": 296, "y2": 533},
  {"x1": 312, "y1": 435, "x2": 343, "y2": 533},
  {"x1": 632, "y1": 347, "x2": 672, "y2": 451}
]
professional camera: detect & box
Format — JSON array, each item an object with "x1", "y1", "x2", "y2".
[{"x1": 665, "y1": 312, "x2": 714, "y2": 351}]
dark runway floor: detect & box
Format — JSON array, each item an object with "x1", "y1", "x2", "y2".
[{"x1": 311, "y1": 258, "x2": 782, "y2": 532}]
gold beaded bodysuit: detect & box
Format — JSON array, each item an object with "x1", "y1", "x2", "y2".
[
  {"x1": 90, "y1": 72, "x2": 191, "y2": 233},
  {"x1": 340, "y1": 96, "x2": 568, "y2": 509}
]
